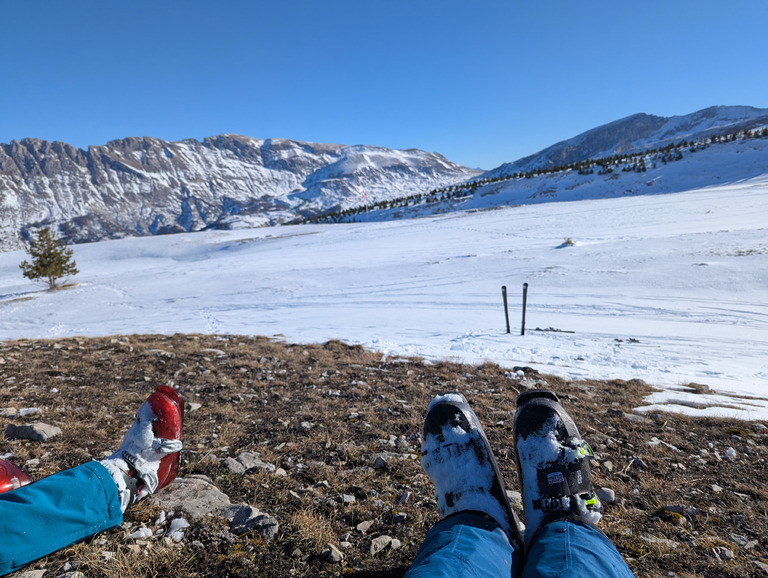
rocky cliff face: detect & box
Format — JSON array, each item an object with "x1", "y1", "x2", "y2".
[{"x1": 0, "y1": 135, "x2": 477, "y2": 249}]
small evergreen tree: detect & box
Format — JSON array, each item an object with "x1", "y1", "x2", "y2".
[{"x1": 19, "y1": 227, "x2": 79, "y2": 290}]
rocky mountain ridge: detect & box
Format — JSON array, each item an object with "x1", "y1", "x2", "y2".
[
  {"x1": 4, "y1": 106, "x2": 768, "y2": 250},
  {"x1": 483, "y1": 105, "x2": 768, "y2": 179},
  {"x1": 0, "y1": 135, "x2": 477, "y2": 250}
]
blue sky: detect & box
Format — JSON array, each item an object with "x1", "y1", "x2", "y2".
[{"x1": 2, "y1": 1, "x2": 767, "y2": 170}]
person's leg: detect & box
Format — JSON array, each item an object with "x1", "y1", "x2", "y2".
[
  {"x1": 407, "y1": 511, "x2": 516, "y2": 578},
  {"x1": 0, "y1": 461, "x2": 122, "y2": 576},
  {"x1": 514, "y1": 390, "x2": 633, "y2": 577},
  {"x1": 406, "y1": 392, "x2": 524, "y2": 577},
  {"x1": 0, "y1": 385, "x2": 183, "y2": 576},
  {"x1": 523, "y1": 518, "x2": 634, "y2": 578}
]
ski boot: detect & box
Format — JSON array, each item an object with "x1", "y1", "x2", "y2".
[
  {"x1": 101, "y1": 385, "x2": 183, "y2": 511},
  {"x1": 421, "y1": 392, "x2": 524, "y2": 551},
  {"x1": 0, "y1": 459, "x2": 30, "y2": 494},
  {"x1": 514, "y1": 389, "x2": 601, "y2": 543}
]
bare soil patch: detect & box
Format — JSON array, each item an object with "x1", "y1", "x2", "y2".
[{"x1": 1, "y1": 334, "x2": 767, "y2": 577}]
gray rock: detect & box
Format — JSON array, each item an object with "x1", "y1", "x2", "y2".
[
  {"x1": 223, "y1": 457, "x2": 246, "y2": 474},
  {"x1": 186, "y1": 402, "x2": 202, "y2": 413},
  {"x1": 597, "y1": 487, "x2": 616, "y2": 504},
  {"x1": 237, "y1": 452, "x2": 276, "y2": 473},
  {"x1": 16, "y1": 571, "x2": 47, "y2": 578},
  {"x1": 322, "y1": 543, "x2": 344, "y2": 563},
  {"x1": 5, "y1": 422, "x2": 62, "y2": 442},
  {"x1": 729, "y1": 533, "x2": 752, "y2": 547},
  {"x1": 640, "y1": 533, "x2": 679, "y2": 550},
  {"x1": 370, "y1": 535, "x2": 395, "y2": 555},
  {"x1": 712, "y1": 546, "x2": 735, "y2": 561},
  {"x1": 356, "y1": 520, "x2": 374, "y2": 534},
  {"x1": 224, "y1": 503, "x2": 279, "y2": 541},
  {"x1": 623, "y1": 412, "x2": 654, "y2": 425},
  {"x1": 0, "y1": 407, "x2": 17, "y2": 418},
  {"x1": 147, "y1": 476, "x2": 232, "y2": 520},
  {"x1": 373, "y1": 455, "x2": 387, "y2": 470},
  {"x1": 630, "y1": 457, "x2": 648, "y2": 469}
]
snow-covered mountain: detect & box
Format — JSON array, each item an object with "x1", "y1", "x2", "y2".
[
  {"x1": 349, "y1": 129, "x2": 768, "y2": 223},
  {"x1": 484, "y1": 105, "x2": 768, "y2": 178},
  {"x1": 0, "y1": 136, "x2": 478, "y2": 250},
  {"x1": 323, "y1": 106, "x2": 768, "y2": 223},
  {"x1": 3, "y1": 105, "x2": 768, "y2": 250}
]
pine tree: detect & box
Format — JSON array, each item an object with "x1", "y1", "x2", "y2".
[{"x1": 19, "y1": 227, "x2": 79, "y2": 290}]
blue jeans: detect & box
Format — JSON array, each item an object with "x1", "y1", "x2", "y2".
[
  {"x1": 406, "y1": 511, "x2": 634, "y2": 577},
  {"x1": 0, "y1": 461, "x2": 122, "y2": 576}
]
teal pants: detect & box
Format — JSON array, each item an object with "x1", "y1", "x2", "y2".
[
  {"x1": 406, "y1": 511, "x2": 634, "y2": 577},
  {"x1": 0, "y1": 461, "x2": 122, "y2": 576}
]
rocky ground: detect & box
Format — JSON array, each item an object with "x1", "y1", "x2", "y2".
[{"x1": 1, "y1": 334, "x2": 767, "y2": 577}]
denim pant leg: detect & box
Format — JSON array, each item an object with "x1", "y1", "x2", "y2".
[
  {"x1": 522, "y1": 520, "x2": 634, "y2": 578},
  {"x1": 0, "y1": 461, "x2": 123, "y2": 576},
  {"x1": 406, "y1": 511, "x2": 522, "y2": 578}
]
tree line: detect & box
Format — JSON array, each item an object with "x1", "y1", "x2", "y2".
[{"x1": 302, "y1": 126, "x2": 768, "y2": 224}]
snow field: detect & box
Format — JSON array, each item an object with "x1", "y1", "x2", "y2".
[{"x1": 0, "y1": 176, "x2": 766, "y2": 420}]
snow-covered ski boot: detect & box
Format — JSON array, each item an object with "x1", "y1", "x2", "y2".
[
  {"x1": 100, "y1": 385, "x2": 183, "y2": 511},
  {"x1": 421, "y1": 392, "x2": 524, "y2": 551},
  {"x1": 0, "y1": 458, "x2": 30, "y2": 494},
  {"x1": 514, "y1": 389, "x2": 601, "y2": 543}
]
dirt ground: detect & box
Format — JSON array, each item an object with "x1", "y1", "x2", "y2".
[{"x1": 1, "y1": 334, "x2": 767, "y2": 577}]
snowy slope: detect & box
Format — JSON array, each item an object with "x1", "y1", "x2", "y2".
[
  {"x1": 1, "y1": 176, "x2": 766, "y2": 421},
  {"x1": 467, "y1": 134, "x2": 768, "y2": 209},
  {"x1": 352, "y1": 133, "x2": 768, "y2": 222}
]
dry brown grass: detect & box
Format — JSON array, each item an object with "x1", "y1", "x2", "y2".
[{"x1": 1, "y1": 334, "x2": 767, "y2": 577}]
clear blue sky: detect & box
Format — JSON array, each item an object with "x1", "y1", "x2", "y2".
[{"x1": 2, "y1": 1, "x2": 767, "y2": 170}]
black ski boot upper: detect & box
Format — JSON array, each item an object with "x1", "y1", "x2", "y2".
[
  {"x1": 422, "y1": 392, "x2": 525, "y2": 552},
  {"x1": 514, "y1": 389, "x2": 602, "y2": 543}
]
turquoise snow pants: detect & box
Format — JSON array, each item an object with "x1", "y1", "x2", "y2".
[
  {"x1": 0, "y1": 461, "x2": 122, "y2": 576},
  {"x1": 406, "y1": 511, "x2": 635, "y2": 577}
]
